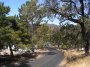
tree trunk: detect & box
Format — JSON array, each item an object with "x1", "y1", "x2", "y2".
[
  {"x1": 8, "y1": 44, "x2": 14, "y2": 57},
  {"x1": 26, "y1": 19, "x2": 35, "y2": 53},
  {"x1": 57, "y1": 40, "x2": 60, "y2": 48},
  {"x1": 79, "y1": 22, "x2": 89, "y2": 55},
  {"x1": 85, "y1": 32, "x2": 90, "y2": 55},
  {"x1": 57, "y1": 44, "x2": 59, "y2": 48},
  {"x1": 85, "y1": 40, "x2": 89, "y2": 55},
  {"x1": 31, "y1": 21, "x2": 35, "y2": 53}
]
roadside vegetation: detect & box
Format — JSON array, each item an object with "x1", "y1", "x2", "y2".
[{"x1": 59, "y1": 49, "x2": 90, "y2": 67}]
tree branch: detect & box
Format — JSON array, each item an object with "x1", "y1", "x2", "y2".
[
  {"x1": 50, "y1": 8, "x2": 82, "y2": 23},
  {"x1": 61, "y1": 0, "x2": 81, "y2": 15},
  {"x1": 79, "y1": 0, "x2": 84, "y2": 17}
]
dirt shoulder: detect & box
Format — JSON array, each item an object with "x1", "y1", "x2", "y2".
[{"x1": 59, "y1": 49, "x2": 90, "y2": 67}]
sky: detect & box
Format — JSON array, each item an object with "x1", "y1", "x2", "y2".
[
  {"x1": 0, "y1": 0, "x2": 76, "y2": 25},
  {"x1": 0, "y1": 0, "x2": 29, "y2": 16}
]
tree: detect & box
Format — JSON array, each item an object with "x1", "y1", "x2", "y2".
[
  {"x1": 0, "y1": 16, "x2": 21, "y2": 57},
  {"x1": 51, "y1": 24, "x2": 79, "y2": 49},
  {"x1": 33, "y1": 24, "x2": 52, "y2": 48},
  {"x1": 44, "y1": 0, "x2": 90, "y2": 55},
  {"x1": 0, "y1": 3, "x2": 13, "y2": 56},
  {"x1": 0, "y1": 2, "x2": 10, "y2": 16},
  {"x1": 0, "y1": 14, "x2": 31, "y2": 57},
  {"x1": 19, "y1": 0, "x2": 45, "y2": 52},
  {"x1": 0, "y1": 2, "x2": 38, "y2": 57},
  {"x1": 15, "y1": 16, "x2": 31, "y2": 50}
]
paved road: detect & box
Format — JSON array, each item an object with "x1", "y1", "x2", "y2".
[
  {"x1": 28, "y1": 48, "x2": 64, "y2": 67},
  {"x1": 3, "y1": 48, "x2": 64, "y2": 67}
]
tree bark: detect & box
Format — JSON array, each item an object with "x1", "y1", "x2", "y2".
[
  {"x1": 57, "y1": 44, "x2": 60, "y2": 48},
  {"x1": 85, "y1": 40, "x2": 89, "y2": 55},
  {"x1": 85, "y1": 31, "x2": 90, "y2": 55},
  {"x1": 79, "y1": 22, "x2": 89, "y2": 55},
  {"x1": 8, "y1": 44, "x2": 14, "y2": 57}
]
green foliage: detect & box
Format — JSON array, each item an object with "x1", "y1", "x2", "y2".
[
  {"x1": 0, "y1": 2, "x2": 31, "y2": 51},
  {"x1": 32, "y1": 24, "x2": 52, "y2": 48},
  {"x1": 19, "y1": 0, "x2": 45, "y2": 23},
  {"x1": 18, "y1": 0, "x2": 46, "y2": 52},
  {"x1": 0, "y1": 2, "x2": 11, "y2": 49},
  {"x1": 17, "y1": 20, "x2": 31, "y2": 44},
  {"x1": 0, "y1": 2, "x2": 10, "y2": 16},
  {"x1": 18, "y1": 43, "x2": 31, "y2": 50},
  {"x1": 51, "y1": 24, "x2": 80, "y2": 49}
]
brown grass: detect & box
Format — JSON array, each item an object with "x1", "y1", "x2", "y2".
[{"x1": 59, "y1": 49, "x2": 90, "y2": 67}]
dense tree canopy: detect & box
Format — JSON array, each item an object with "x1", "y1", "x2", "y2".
[
  {"x1": 44, "y1": 0, "x2": 90, "y2": 55},
  {"x1": 19, "y1": 0, "x2": 46, "y2": 52}
]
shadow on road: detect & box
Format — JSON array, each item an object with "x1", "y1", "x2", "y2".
[
  {"x1": 0, "y1": 52, "x2": 37, "y2": 67},
  {"x1": 1, "y1": 60, "x2": 31, "y2": 67},
  {"x1": 36, "y1": 51, "x2": 57, "y2": 56},
  {"x1": 47, "y1": 52, "x2": 57, "y2": 55}
]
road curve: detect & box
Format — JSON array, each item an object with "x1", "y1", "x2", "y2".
[
  {"x1": 28, "y1": 47, "x2": 64, "y2": 67},
  {"x1": 3, "y1": 48, "x2": 64, "y2": 67}
]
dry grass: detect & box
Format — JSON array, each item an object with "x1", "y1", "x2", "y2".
[
  {"x1": 59, "y1": 49, "x2": 90, "y2": 67},
  {"x1": 64, "y1": 56, "x2": 90, "y2": 67}
]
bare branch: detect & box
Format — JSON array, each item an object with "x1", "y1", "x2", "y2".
[{"x1": 50, "y1": 8, "x2": 82, "y2": 23}]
